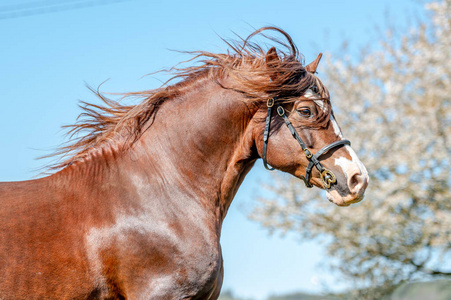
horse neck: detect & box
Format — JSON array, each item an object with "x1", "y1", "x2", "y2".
[
  {"x1": 132, "y1": 79, "x2": 258, "y2": 221},
  {"x1": 55, "y1": 78, "x2": 259, "y2": 225}
]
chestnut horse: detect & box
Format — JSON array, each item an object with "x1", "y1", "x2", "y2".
[{"x1": 0, "y1": 27, "x2": 368, "y2": 299}]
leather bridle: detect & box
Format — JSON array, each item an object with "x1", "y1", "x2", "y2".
[{"x1": 262, "y1": 97, "x2": 351, "y2": 189}]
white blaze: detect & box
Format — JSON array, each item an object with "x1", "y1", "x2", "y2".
[
  {"x1": 330, "y1": 114, "x2": 343, "y2": 139},
  {"x1": 304, "y1": 88, "x2": 327, "y2": 113},
  {"x1": 304, "y1": 89, "x2": 315, "y2": 99},
  {"x1": 335, "y1": 145, "x2": 368, "y2": 180},
  {"x1": 330, "y1": 115, "x2": 368, "y2": 181},
  {"x1": 305, "y1": 88, "x2": 368, "y2": 193}
]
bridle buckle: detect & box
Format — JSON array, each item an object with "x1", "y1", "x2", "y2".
[{"x1": 267, "y1": 98, "x2": 275, "y2": 108}]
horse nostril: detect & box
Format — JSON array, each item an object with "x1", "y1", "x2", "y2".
[{"x1": 348, "y1": 171, "x2": 367, "y2": 195}]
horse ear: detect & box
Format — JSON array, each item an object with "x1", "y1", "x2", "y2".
[
  {"x1": 266, "y1": 47, "x2": 279, "y2": 81},
  {"x1": 266, "y1": 47, "x2": 279, "y2": 66},
  {"x1": 305, "y1": 53, "x2": 323, "y2": 74}
]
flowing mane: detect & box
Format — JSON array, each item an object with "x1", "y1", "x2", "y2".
[{"x1": 48, "y1": 27, "x2": 329, "y2": 171}]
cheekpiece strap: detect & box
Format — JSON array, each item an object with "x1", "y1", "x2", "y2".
[{"x1": 262, "y1": 98, "x2": 275, "y2": 170}]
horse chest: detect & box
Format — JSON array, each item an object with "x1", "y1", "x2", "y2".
[{"x1": 85, "y1": 213, "x2": 222, "y2": 299}]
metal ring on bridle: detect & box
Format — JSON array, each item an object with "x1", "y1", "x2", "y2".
[{"x1": 320, "y1": 169, "x2": 337, "y2": 189}]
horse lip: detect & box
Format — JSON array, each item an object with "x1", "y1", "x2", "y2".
[{"x1": 326, "y1": 189, "x2": 365, "y2": 206}]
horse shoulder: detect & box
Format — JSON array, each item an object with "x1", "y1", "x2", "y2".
[{"x1": 81, "y1": 193, "x2": 223, "y2": 299}]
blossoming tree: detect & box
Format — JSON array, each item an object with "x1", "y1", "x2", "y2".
[{"x1": 251, "y1": 1, "x2": 451, "y2": 298}]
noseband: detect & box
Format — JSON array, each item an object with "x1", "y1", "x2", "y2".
[{"x1": 262, "y1": 98, "x2": 351, "y2": 189}]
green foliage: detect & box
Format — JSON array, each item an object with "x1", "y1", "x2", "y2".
[
  {"x1": 389, "y1": 280, "x2": 451, "y2": 300},
  {"x1": 218, "y1": 290, "x2": 253, "y2": 300},
  {"x1": 266, "y1": 292, "x2": 340, "y2": 300}
]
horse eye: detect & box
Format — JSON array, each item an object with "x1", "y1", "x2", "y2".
[
  {"x1": 298, "y1": 108, "x2": 311, "y2": 117},
  {"x1": 311, "y1": 85, "x2": 319, "y2": 93}
]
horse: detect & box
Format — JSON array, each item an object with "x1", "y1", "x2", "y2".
[{"x1": 0, "y1": 27, "x2": 368, "y2": 299}]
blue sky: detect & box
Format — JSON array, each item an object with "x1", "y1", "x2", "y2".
[{"x1": 0, "y1": 0, "x2": 424, "y2": 299}]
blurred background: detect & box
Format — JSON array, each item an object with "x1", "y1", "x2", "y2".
[{"x1": 1, "y1": 0, "x2": 450, "y2": 299}]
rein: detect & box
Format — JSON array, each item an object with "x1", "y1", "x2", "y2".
[{"x1": 262, "y1": 98, "x2": 351, "y2": 189}]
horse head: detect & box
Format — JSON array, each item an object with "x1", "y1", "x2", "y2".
[{"x1": 253, "y1": 46, "x2": 369, "y2": 206}]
